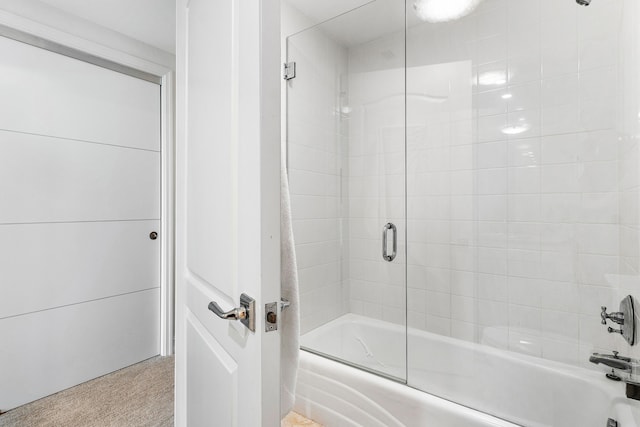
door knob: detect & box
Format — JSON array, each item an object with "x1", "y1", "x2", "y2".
[
  {"x1": 208, "y1": 293, "x2": 255, "y2": 332},
  {"x1": 149, "y1": 231, "x2": 158, "y2": 240}
]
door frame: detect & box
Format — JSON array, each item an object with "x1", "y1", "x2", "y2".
[{"x1": 0, "y1": 8, "x2": 176, "y2": 356}]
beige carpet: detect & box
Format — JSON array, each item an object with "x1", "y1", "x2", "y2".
[{"x1": 0, "y1": 356, "x2": 174, "y2": 427}]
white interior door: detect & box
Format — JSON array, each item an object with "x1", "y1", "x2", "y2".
[
  {"x1": 0, "y1": 35, "x2": 161, "y2": 410},
  {"x1": 175, "y1": 1, "x2": 281, "y2": 426}
]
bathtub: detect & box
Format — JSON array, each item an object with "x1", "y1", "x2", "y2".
[{"x1": 295, "y1": 314, "x2": 640, "y2": 427}]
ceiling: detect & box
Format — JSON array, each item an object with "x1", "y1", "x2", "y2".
[
  {"x1": 285, "y1": 0, "x2": 373, "y2": 26},
  {"x1": 286, "y1": 0, "x2": 415, "y2": 48},
  {"x1": 38, "y1": 0, "x2": 175, "y2": 54}
]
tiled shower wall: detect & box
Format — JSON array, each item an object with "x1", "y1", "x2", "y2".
[
  {"x1": 347, "y1": 0, "x2": 640, "y2": 368},
  {"x1": 286, "y1": 13, "x2": 349, "y2": 334},
  {"x1": 288, "y1": 0, "x2": 640, "y2": 369},
  {"x1": 346, "y1": 62, "x2": 407, "y2": 325},
  {"x1": 617, "y1": 0, "x2": 640, "y2": 361}
]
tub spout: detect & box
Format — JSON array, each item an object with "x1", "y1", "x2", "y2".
[
  {"x1": 590, "y1": 352, "x2": 640, "y2": 401},
  {"x1": 589, "y1": 352, "x2": 633, "y2": 372}
]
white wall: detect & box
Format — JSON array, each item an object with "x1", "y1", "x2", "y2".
[
  {"x1": 0, "y1": 0, "x2": 174, "y2": 69},
  {"x1": 37, "y1": 0, "x2": 175, "y2": 54}
]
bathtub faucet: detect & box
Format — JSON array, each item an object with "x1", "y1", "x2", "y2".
[
  {"x1": 590, "y1": 351, "x2": 640, "y2": 401},
  {"x1": 589, "y1": 351, "x2": 634, "y2": 372}
]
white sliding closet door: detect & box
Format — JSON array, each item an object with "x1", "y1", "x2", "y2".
[{"x1": 0, "y1": 35, "x2": 161, "y2": 410}]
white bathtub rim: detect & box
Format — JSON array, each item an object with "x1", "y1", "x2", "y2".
[
  {"x1": 300, "y1": 313, "x2": 640, "y2": 427},
  {"x1": 302, "y1": 313, "x2": 620, "y2": 394},
  {"x1": 301, "y1": 345, "x2": 406, "y2": 383}
]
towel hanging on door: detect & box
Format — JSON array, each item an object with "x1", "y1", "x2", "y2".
[{"x1": 280, "y1": 149, "x2": 300, "y2": 419}]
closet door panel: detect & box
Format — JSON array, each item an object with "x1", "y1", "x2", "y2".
[
  {"x1": 0, "y1": 288, "x2": 160, "y2": 410},
  {"x1": 0, "y1": 36, "x2": 160, "y2": 151},
  {"x1": 0, "y1": 31, "x2": 161, "y2": 410},
  {"x1": 0, "y1": 131, "x2": 160, "y2": 224},
  {"x1": 0, "y1": 220, "x2": 160, "y2": 319}
]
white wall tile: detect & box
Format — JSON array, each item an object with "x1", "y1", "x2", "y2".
[
  {"x1": 477, "y1": 89, "x2": 508, "y2": 117},
  {"x1": 541, "y1": 164, "x2": 580, "y2": 193},
  {"x1": 508, "y1": 194, "x2": 541, "y2": 222},
  {"x1": 478, "y1": 168, "x2": 508, "y2": 194},
  {"x1": 508, "y1": 81, "x2": 541, "y2": 112},
  {"x1": 508, "y1": 166, "x2": 540, "y2": 194},
  {"x1": 579, "y1": 37, "x2": 618, "y2": 71},
  {"x1": 478, "y1": 221, "x2": 507, "y2": 248},
  {"x1": 542, "y1": 104, "x2": 582, "y2": 135},
  {"x1": 541, "y1": 133, "x2": 579, "y2": 164},
  {"x1": 508, "y1": 137, "x2": 540, "y2": 167},
  {"x1": 478, "y1": 195, "x2": 508, "y2": 221},
  {"x1": 508, "y1": 223, "x2": 541, "y2": 250},
  {"x1": 542, "y1": 74, "x2": 579, "y2": 107},
  {"x1": 289, "y1": 0, "x2": 639, "y2": 373},
  {"x1": 477, "y1": 141, "x2": 508, "y2": 169},
  {"x1": 579, "y1": 162, "x2": 618, "y2": 193},
  {"x1": 508, "y1": 55, "x2": 542, "y2": 86},
  {"x1": 542, "y1": 43, "x2": 578, "y2": 78}
]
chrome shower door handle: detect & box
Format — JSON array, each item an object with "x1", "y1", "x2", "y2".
[
  {"x1": 382, "y1": 222, "x2": 397, "y2": 262},
  {"x1": 208, "y1": 293, "x2": 255, "y2": 332}
]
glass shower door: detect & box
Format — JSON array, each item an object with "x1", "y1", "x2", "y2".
[
  {"x1": 286, "y1": 0, "x2": 407, "y2": 381},
  {"x1": 404, "y1": 0, "x2": 640, "y2": 425}
]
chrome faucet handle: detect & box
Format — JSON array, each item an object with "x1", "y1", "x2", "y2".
[
  {"x1": 609, "y1": 326, "x2": 624, "y2": 335},
  {"x1": 610, "y1": 351, "x2": 632, "y2": 362},
  {"x1": 602, "y1": 306, "x2": 625, "y2": 325}
]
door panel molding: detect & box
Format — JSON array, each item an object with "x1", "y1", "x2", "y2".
[
  {"x1": 186, "y1": 313, "x2": 238, "y2": 427},
  {"x1": 176, "y1": 0, "x2": 281, "y2": 425}
]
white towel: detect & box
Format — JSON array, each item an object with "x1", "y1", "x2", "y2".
[{"x1": 280, "y1": 151, "x2": 300, "y2": 419}]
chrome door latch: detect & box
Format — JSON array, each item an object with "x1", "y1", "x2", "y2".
[
  {"x1": 208, "y1": 293, "x2": 255, "y2": 332},
  {"x1": 265, "y1": 302, "x2": 277, "y2": 332},
  {"x1": 265, "y1": 298, "x2": 292, "y2": 332}
]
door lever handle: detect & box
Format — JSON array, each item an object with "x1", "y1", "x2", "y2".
[
  {"x1": 208, "y1": 301, "x2": 246, "y2": 320},
  {"x1": 207, "y1": 293, "x2": 255, "y2": 332}
]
